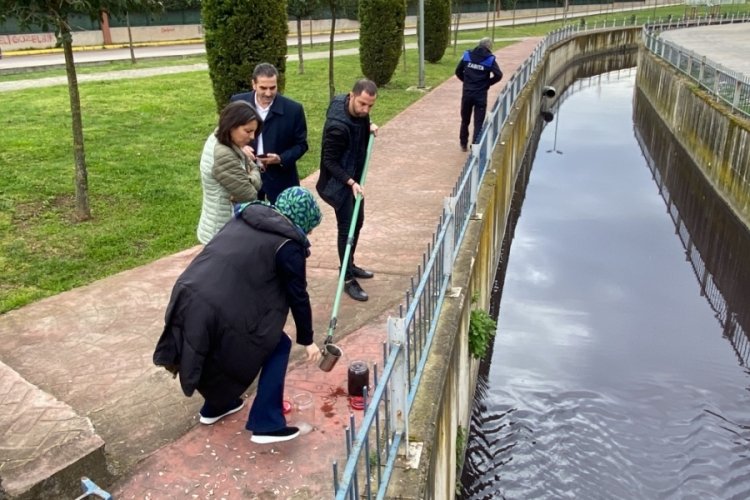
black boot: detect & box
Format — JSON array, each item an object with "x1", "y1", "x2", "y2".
[
  {"x1": 350, "y1": 264, "x2": 374, "y2": 279},
  {"x1": 344, "y1": 279, "x2": 369, "y2": 301}
]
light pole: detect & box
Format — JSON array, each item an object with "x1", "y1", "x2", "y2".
[{"x1": 418, "y1": 0, "x2": 425, "y2": 88}]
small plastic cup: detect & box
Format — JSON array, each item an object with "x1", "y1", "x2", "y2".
[{"x1": 292, "y1": 391, "x2": 315, "y2": 435}]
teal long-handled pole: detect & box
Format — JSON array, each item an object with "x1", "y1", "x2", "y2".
[{"x1": 324, "y1": 133, "x2": 376, "y2": 345}]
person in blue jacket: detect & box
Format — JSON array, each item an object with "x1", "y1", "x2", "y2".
[
  {"x1": 230, "y1": 63, "x2": 309, "y2": 204},
  {"x1": 455, "y1": 37, "x2": 503, "y2": 152},
  {"x1": 154, "y1": 187, "x2": 322, "y2": 445}
]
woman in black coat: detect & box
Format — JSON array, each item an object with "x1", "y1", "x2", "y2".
[{"x1": 154, "y1": 187, "x2": 322, "y2": 444}]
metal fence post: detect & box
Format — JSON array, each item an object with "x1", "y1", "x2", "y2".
[
  {"x1": 732, "y1": 79, "x2": 741, "y2": 114},
  {"x1": 387, "y1": 316, "x2": 409, "y2": 457},
  {"x1": 483, "y1": 115, "x2": 494, "y2": 171},
  {"x1": 470, "y1": 156, "x2": 479, "y2": 218},
  {"x1": 713, "y1": 71, "x2": 720, "y2": 100},
  {"x1": 443, "y1": 198, "x2": 456, "y2": 278}
]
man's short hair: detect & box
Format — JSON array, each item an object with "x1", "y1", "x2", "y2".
[
  {"x1": 253, "y1": 62, "x2": 279, "y2": 81},
  {"x1": 478, "y1": 37, "x2": 493, "y2": 50},
  {"x1": 352, "y1": 78, "x2": 378, "y2": 97}
]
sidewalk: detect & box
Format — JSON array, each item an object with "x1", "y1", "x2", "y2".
[{"x1": 0, "y1": 38, "x2": 542, "y2": 498}]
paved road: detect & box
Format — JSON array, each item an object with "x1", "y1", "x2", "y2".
[
  {"x1": 0, "y1": 33, "x2": 357, "y2": 70},
  {"x1": 660, "y1": 23, "x2": 750, "y2": 76},
  {"x1": 0, "y1": 5, "x2": 650, "y2": 72},
  {"x1": 0, "y1": 4, "x2": 652, "y2": 93},
  {"x1": 0, "y1": 38, "x2": 541, "y2": 92}
]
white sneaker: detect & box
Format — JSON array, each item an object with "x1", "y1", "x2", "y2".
[{"x1": 250, "y1": 426, "x2": 300, "y2": 444}]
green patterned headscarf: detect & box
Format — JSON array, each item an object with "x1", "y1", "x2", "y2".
[{"x1": 274, "y1": 187, "x2": 322, "y2": 234}]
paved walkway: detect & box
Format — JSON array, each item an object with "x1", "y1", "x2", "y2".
[
  {"x1": 659, "y1": 23, "x2": 750, "y2": 77},
  {"x1": 3, "y1": 42, "x2": 527, "y2": 92},
  {"x1": 0, "y1": 38, "x2": 542, "y2": 498}
]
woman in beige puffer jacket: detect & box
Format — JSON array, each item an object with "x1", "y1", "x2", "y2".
[{"x1": 197, "y1": 101, "x2": 264, "y2": 244}]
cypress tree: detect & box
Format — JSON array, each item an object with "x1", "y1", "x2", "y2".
[
  {"x1": 201, "y1": 0, "x2": 288, "y2": 111},
  {"x1": 425, "y1": 0, "x2": 451, "y2": 63},
  {"x1": 359, "y1": 0, "x2": 406, "y2": 86}
]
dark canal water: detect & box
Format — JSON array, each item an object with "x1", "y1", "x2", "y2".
[{"x1": 460, "y1": 68, "x2": 750, "y2": 499}]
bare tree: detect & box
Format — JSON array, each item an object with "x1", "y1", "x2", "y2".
[
  {"x1": 324, "y1": 0, "x2": 358, "y2": 100},
  {"x1": 452, "y1": 0, "x2": 462, "y2": 54},
  {"x1": 288, "y1": 0, "x2": 320, "y2": 74},
  {"x1": 328, "y1": 0, "x2": 338, "y2": 100},
  {"x1": 0, "y1": 0, "x2": 161, "y2": 221}
]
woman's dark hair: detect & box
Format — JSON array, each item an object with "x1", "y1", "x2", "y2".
[{"x1": 215, "y1": 101, "x2": 263, "y2": 147}]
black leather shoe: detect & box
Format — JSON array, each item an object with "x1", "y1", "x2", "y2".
[
  {"x1": 351, "y1": 264, "x2": 374, "y2": 279},
  {"x1": 345, "y1": 279, "x2": 369, "y2": 302}
]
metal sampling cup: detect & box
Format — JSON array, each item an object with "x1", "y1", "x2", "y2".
[{"x1": 319, "y1": 343, "x2": 343, "y2": 372}]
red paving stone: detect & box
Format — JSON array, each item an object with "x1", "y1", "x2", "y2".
[{"x1": 112, "y1": 318, "x2": 389, "y2": 499}]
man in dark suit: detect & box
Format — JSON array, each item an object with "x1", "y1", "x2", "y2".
[{"x1": 230, "y1": 63, "x2": 309, "y2": 203}]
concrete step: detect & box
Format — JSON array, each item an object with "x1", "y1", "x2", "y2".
[
  {"x1": 0, "y1": 360, "x2": 107, "y2": 499},
  {"x1": 0, "y1": 249, "x2": 204, "y2": 498}
]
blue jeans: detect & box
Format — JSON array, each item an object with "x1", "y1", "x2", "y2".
[{"x1": 245, "y1": 334, "x2": 292, "y2": 433}]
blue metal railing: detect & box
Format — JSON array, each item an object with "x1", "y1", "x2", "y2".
[
  {"x1": 331, "y1": 29, "x2": 554, "y2": 500},
  {"x1": 641, "y1": 14, "x2": 750, "y2": 118},
  {"x1": 332, "y1": 11, "x2": 750, "y2": 499}
]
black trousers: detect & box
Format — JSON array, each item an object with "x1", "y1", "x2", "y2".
[
  {"x1": 459, "y1": 92, "x2": 488, "y2": 146},
  {"x1": 334, "y1": 194, "x2": 365, "y2": 280}
]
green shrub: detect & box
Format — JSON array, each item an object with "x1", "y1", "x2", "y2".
[
  {"x1": 456, "y1": 424, "x2": 466, "y2": 475},
  {"x1": 358, "y1": 0, "x2": 406, "y2": 86},
  {"x1": 424, "y1": 0, "x2": 451, "y2": 63},
  {"x1": 469, "y1": 308, "x2": 496, "y2": 359},
  {"x1": 201, "y1": 0, "x2": 288, "y2": 111}
]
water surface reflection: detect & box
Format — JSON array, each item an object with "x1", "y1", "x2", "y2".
[{"x1": 460, "y1": 69, "x2": 750, "y2": 499}]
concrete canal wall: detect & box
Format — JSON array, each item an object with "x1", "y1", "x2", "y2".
[
  {"x1": 636, "y1": 48, "x2": 750, "y2": 229},
  {"x1": 386, "y1": 27, "x2": 641, "y2": 499}
]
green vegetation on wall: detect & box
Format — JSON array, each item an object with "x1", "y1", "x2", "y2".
[
  {"x1": 456, "y1": 424, "x2": 466, "y2": 492},
  {"x1": 469, "y1": 308, "x2": 497, "y2": 359}
]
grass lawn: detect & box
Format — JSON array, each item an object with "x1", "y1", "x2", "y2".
[
  {"x1": 0, "y1": 42, "x2": 470, "y2": 313},
  {"x1": 1, "y1": 4, "x2": 747, "y2": 313}
]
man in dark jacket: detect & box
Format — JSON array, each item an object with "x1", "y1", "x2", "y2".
[
  {"x1": 154, "y1": 187, "x2": 322, "y2": 444},
  {"x1": 455, "y1": 37, "x2": 503, "y2": 152},
  {"x1": 316, "y1": 79, "x2": 378, "y2": 302},
  {"x1": 231, "y1": 63, "x2": 309, "y2": 203}
]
